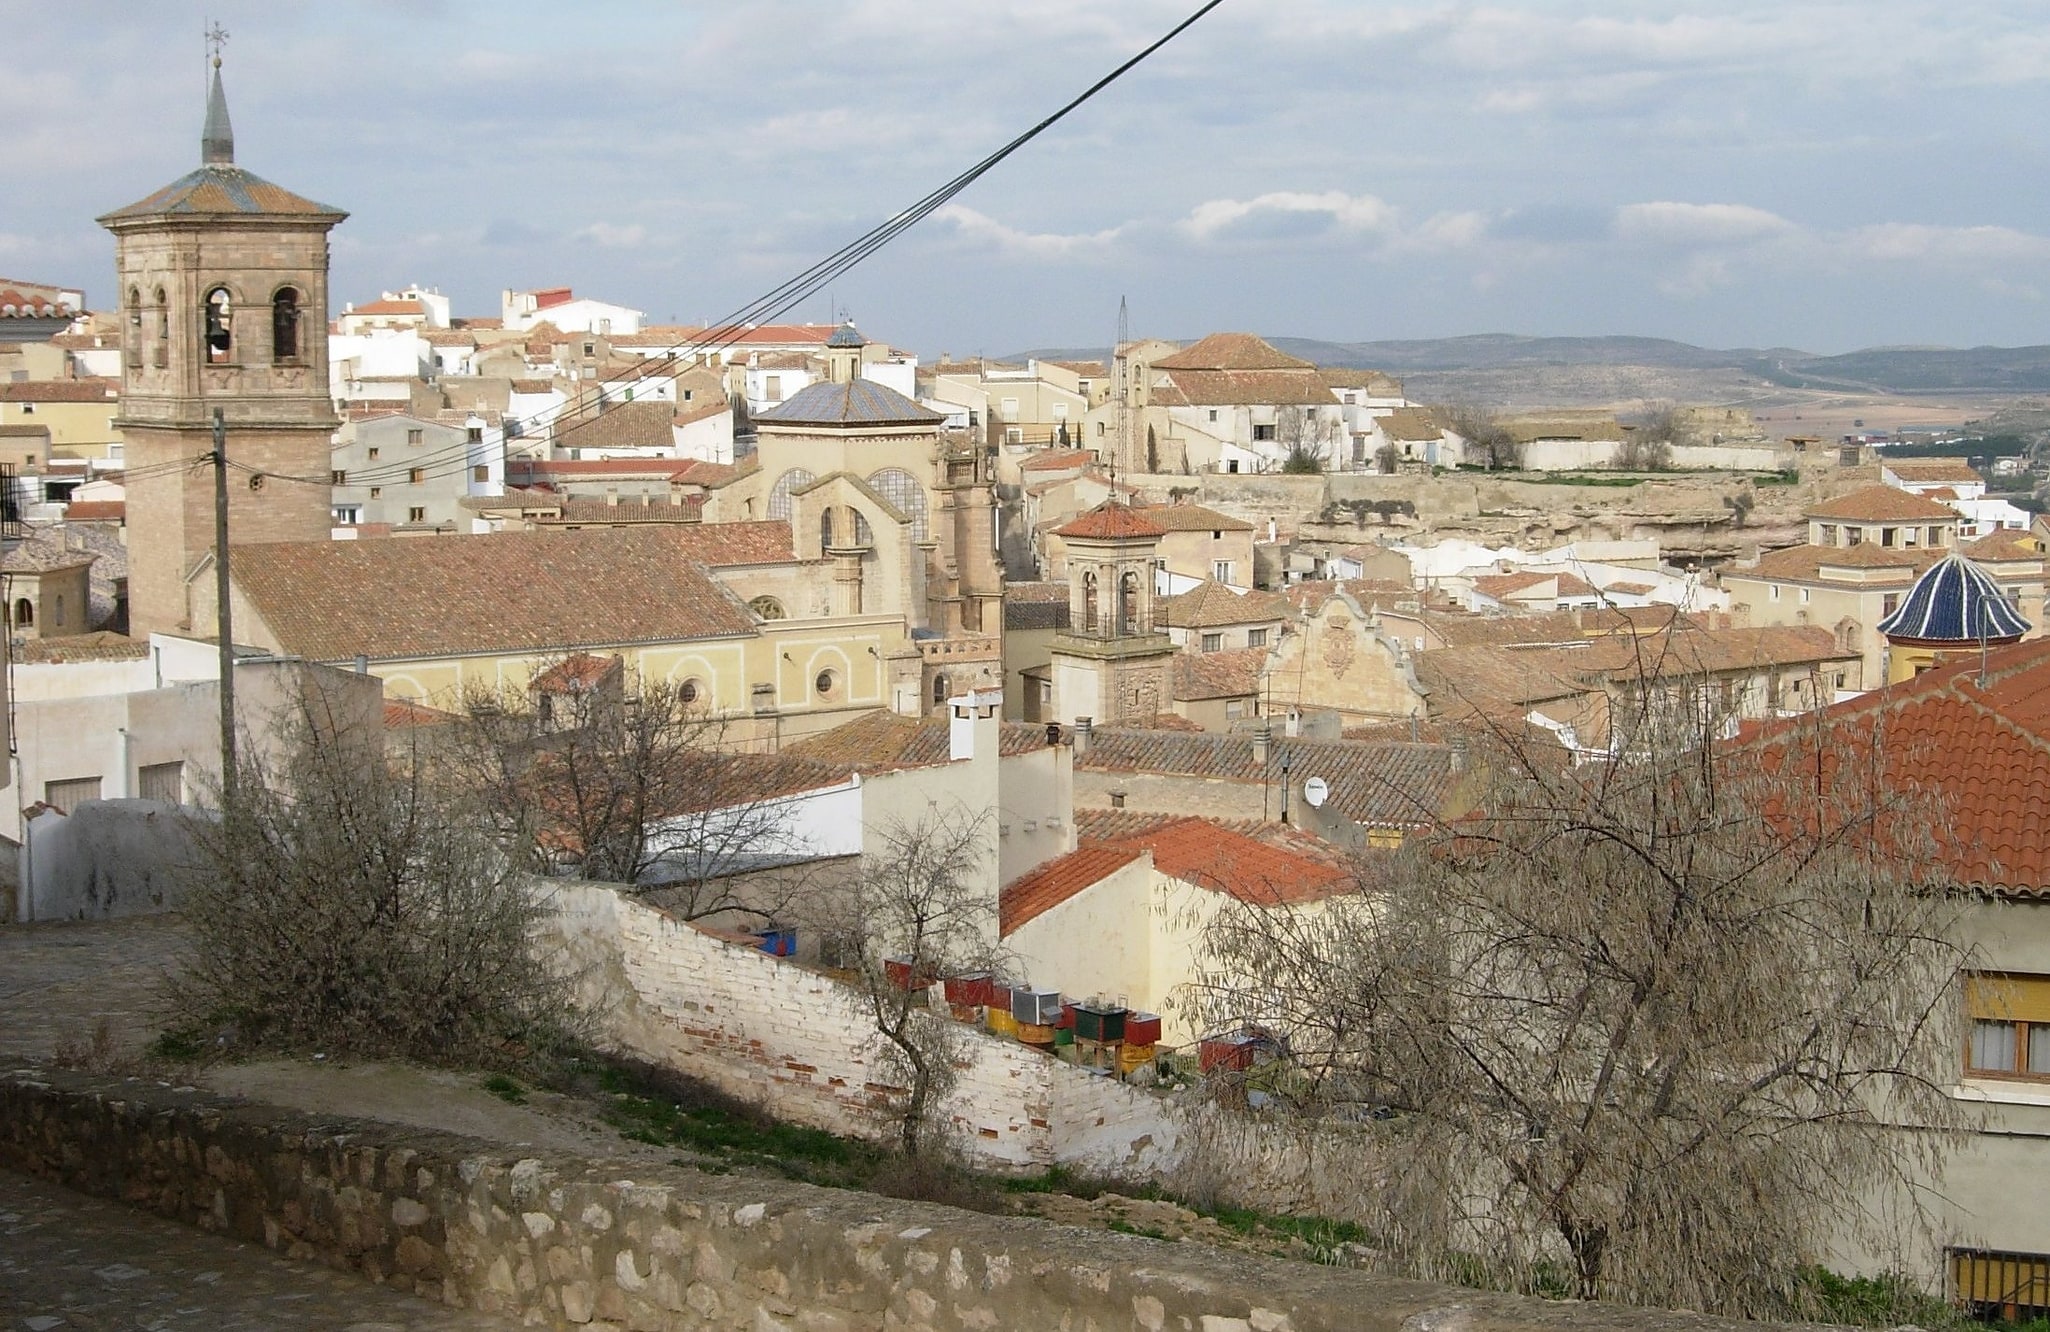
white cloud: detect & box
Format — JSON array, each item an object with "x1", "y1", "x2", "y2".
[
  {"x1": 573, "y1": 222, "x2": 649, "y2": 249},
  {"x1": 1847, "y1": 222, "x2": 2050, "y2": 265},
  {"x1": 934, "y1": 204, "x2": 1129, "y2": 259},
  {"x1": 1180, "y1": 191, "x2": 1399, "y2": 243},
  {"x1": 1614, "y1": 201, "x2": 1799, "y2": 247}
]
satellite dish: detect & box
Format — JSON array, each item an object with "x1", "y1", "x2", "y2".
[{"x1": 1303, "y1": 776, "x2": 1329, "y2": 809}]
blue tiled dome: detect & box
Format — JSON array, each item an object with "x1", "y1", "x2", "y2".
[{"x1": 1878, "y1": 552, "x2": 2030, "y2": 644}]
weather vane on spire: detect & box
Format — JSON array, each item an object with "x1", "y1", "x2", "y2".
[{"x1": 206, "y1": 20, "x2": 229, "y2": 70}]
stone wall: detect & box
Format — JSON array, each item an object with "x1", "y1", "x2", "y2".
[
  {"x1": 20, "y1": 798, "x2": 200, "y2": 922},
  {"x1": 550, "y1": 882, "x2": 1184, "y2": 1177},
  {"x1": 0, "y1": 1068, "x2": 1764, "y2": 1332}
]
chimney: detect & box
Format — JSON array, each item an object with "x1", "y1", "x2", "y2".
[
  {"x1": 1450, "y1": 736, "x2": 1469, "y2": 773},
  {"x1": 950, "y1": 686, "x2": 1000, "y2": 762},
  {"x1": 1251, "y1": 723, "x2": 1272, "y2": 765},
  {"x1": 606, "y1": 487, "x2": 619, "y2": 507},
  {"x1": 1268, "y1": 517, "x2": 1278, "y2": 543},
  {"x1": 1072, "y1": 716, "x2": 1094, "y2": 756}
]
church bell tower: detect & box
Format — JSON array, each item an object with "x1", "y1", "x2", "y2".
[{"x1": 97, "y1": 49, "x2": 346, "y2": 639}]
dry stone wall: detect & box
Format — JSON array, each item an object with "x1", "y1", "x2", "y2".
[
  {"x1": 0, "y1": 1068, "x2": 1774, "y2": 1332},
  {"x1": 551, "y1": 882, "x2": 1183, "y2": 1177}
]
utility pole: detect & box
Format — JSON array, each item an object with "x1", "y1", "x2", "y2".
[{"x1": 213, "y1": 407, "x2": 236, "y2": 804}]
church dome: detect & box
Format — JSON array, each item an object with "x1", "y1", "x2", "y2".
[{"x1": 1878, "y1": 551, "x2": 2030, "y2": 645}]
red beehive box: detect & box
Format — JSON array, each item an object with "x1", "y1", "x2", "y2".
[
  {"x1": 1125, "y1": 1011, "x2": 1163, "y2": 1046},
  {"x1": 884, "y1": 955, "x2": 934, "y2": 992},
  {"x1": 943, "y1": 972, "x2": 993, "y2": 1007},
  {"x1": 1200, "y1": 1031, "x2": 1258, "y2": 1074},
  {"x1": 1057, "y1": 1001, "x2": 1076, "y2": 1030}
]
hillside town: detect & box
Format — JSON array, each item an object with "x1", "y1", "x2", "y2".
[{"x1": 14, "y1": 31, "x2": 2050, "y2": 1332}]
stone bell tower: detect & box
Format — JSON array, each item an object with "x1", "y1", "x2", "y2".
[
  {"x1": 97, "y1": 53, "x2": 346, "y2": 639},
  {"x1": 1047, "y1": 500, "x2": 1178, "y2": 725}
]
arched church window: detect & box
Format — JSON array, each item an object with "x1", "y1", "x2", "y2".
[
  {"x1": 932, "y1": 673, "x2": 948, "y2": 706},
  {"x1": 865, "y1": 468, "x2": 929, "y2": 543},
  {"x1": 13, "y1": 598, "x2": 31, "y2": 629},
  {"x1": 1120, "y1": 571, "x2": 1140, "y2": 635},
  {"x1": 203, "y1": 286, "x2": 233, "y2": 364},
  {"x1": 767, "y1": 468, "x2": 815, "y2": 521},
  {"x1": 271, "y1": 287, "x2": 302, "y2": 363},
  {"x1": 1082, "y1": 572, "x2": 1099, "y2": 634}
]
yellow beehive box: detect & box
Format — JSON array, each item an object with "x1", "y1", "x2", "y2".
[
  {"x1": 1118, "y1": 1042, "x2": 1157, "y2": 1075},
  {"x1": 986, "y1": 1007, "x2": 1019, "y2": 1038}
]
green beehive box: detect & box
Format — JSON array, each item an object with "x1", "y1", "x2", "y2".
[{"x1": 1073, "y1": 1003, "x2": 1127, "y2": 1043}]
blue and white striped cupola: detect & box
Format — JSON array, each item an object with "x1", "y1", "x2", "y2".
[{"x1": 1878, "y1": 552, "x2": 2031, "y2": 645}]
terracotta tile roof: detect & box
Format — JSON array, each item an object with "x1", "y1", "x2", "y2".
[
  {"x1": 1108, "y1": 816, "x2": 1351, "y2": 905},
  {"x1": 1044, "y1": 359, "x2": 1107, "y2": 376},
  {"x1": 99, "y1": 164, "x2": 344, "y2": 221},
  {"x1": 1966, "y1": 528, "x2": 2042, "y2": 561},
  {"x1": 0, "y1": 533, "x2": 95, "y2": 572},
  {"x1": 0, "y1": 280, "x2": 81, "y2": 317},
  {"x1": 1174, "y1": 647, "x2": 1268, "y2": 701},
  {"x1": 999, "y1": 843, "x2": 1145, "y2": 934},
  {"x1": 461, "y1": 486, "x2": 561, "y2": 513},
  {"x1": 1319, "y1": 367, "x2": 1404, "y2": 395},
  {"x1": 384, "y1": 697, "x2": 459, "y2": 728},
  {"x1": 1078, "y1": 730, "x2": 1458, "y2": 828},
  {"x1": 1805, "y1": 484, "x2": 1959, "y2": 523},
  {"x1": 544, "y1": 498, "x2": 703, "y2": 526},
  {"x1": 1747, "y1": 638, "x2": 2050, "y2": 894},
  {"x1": 1054, "y1": 501, "x2": 1165, "y2": 540},
  {"x1": 1123, "y1": 710, "x2": 1207, "y2": 731},
  {"x1": 348, "y1": 298, "x2": 424, "y2": 317},
  {"x1": 1155, "y1": 368, "x2": 1334, "y2": 408},
  {"x1": 671, "y1": 457, "x2": 752, "y2": 488},
  {"x1": 1004, "y1": 581, "x2": 1071, "y2": 632},
  {"x1": 232, "y1": 526, "x2": 763, "y2": 664},
  {"x1": 1408, "y1": 605, "x2": 1690, "y2": 647},
  {"x1": 1884, "y1": 459, "x2": 1982, "y2": 485},
  {"x1": 1160, "y1": 581, "x2": 1289, "y2": 629},
  {"x1": 1742, "y1": 543, "x2": 1939, "y2": 583},
  {"x1": 14, "y1": 631, "x2": 144, "y2": 664},
  {"x1": 672, "y1": 397, "x2": 729, "y2": 428},
  {"x1": 421, "y1": 329, "x2": 476, "y2": 347},
  {"x1": 507, "y1": 457, "x2": 691, "y2": 481},
  {"x1": 1136, "y1": 503, "x2": 1253, "y2": 533},
  {"x1": 1021, "y1": 448, "x2": 1098, "y2": 472},
  {"x1": 1153, "y1": 333, "x2": 1314, "y2": 372},
  {"x1": 1472, "y1": 572, "x2": 1553, "y2": 599},
  {"x1": 532, "y1": 652, "x2": 623, "y2": 693},
  {"x1": 554, "y1": 400, "x2": 676, "y2": 452},
  {"x1": 1074, "y1": 808, "x2": 1344, "y2": 864},
  {"x1": 0, "y1": 379, "x2": 117, "y2": 402},
  {"x1": 785, "y1": 711, "x2": 1054, "y2": 776},
  {"x1": 1376, "y1": 407, "x2": 1443, "y2": 442},
  {"x1": 1005, "y1": 580, "x2": 1071, "y2": 603}
]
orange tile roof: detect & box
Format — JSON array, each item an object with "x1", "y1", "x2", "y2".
[
  {"x1": 1154, "y1": 333, "x2": 1314, "y2": 372},
  {"x1": 349, "y1": 298, "x2": 424, "y2": 317},
  {"x1": 0, "y1": 379, "x2": 117, "y2": 402},
  {"x1": 1965, "y1": 528, "x2": 2042, "y2": 562},
  {"x1": 1884, "y1": 459, "x2": 1982, "y2": 485},
  {"x1": 1054, "y1": 501, "x2": 1165, "y2": 540},
  {"x1": 999, "y1": 843, "x2": 1146, "y2": 934},
  {"x1": 232, "y1": 526, "x2": 765, "y2": 663},
  {"x1": 1137, "y1": 502, "x2": 1254, "y2": 533},
  {"x1": 1108, "y1": 816, "x2": 1351, "y2": 905},
  {"x1": 1742, "y1": 543, "x2": 1939, "y2": 583},
  {"x1": 1160, "y1": 582, "x2": 1289, "y2": 629},
  {"x1": 384, "y1": 698, "x2": 459, "y2": 728},
  {"x1": 1748, "y1": 637, "x2": 2050, "y2": 894},
  {"x1": 1021, "y1": 448, "x2": 1099, "y2": 472},
  {"x1": 1174, "y1": 647, "x2": 1268, "y2": 701},
  {"x1": 785, "y1": 711, "x2": 1053, "y2": 776},
  {"x1": 1805, "y1": 484, "x2": 1959, "y2": 523},
  {"x1": 532, "y1": 652, "x2": 623, "y2": 693}
]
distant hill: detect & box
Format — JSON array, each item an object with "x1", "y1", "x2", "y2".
[{"x1": 1002, "y1": 334, "x2": 2050, "y2": 395}]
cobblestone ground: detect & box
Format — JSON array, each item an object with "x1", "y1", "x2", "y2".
[
  {"x1": 0, "y1": 915, "x2": 183, "y2": 1064},
  {"x1": 0, "y1": 1169, "x2": 515, "y2": 1331}
]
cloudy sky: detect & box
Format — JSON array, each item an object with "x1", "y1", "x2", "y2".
[{"x1": 8, "y1": 1, "x2": 2050, "y2": 356}]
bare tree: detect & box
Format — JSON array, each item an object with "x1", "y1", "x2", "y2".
[
  {"x1": 441, "y1": 660, "x2": 826, "y2": 919},
  {"x1": 1279, "y1": 406, "x2": 1335, "y2": 474},
  {"x1": 1442, "y1": 404, "x2": 1524, "y2": 470},
  {"x1": 810, "y1": 807, "x2": 1000, "y2": 1157},
  {"x1": 1183, "y1": 698, "x2": 1968, "y2": 1317},
  {"x1": 1616, "y1": 402, "x2": 1682, "y2": 471},
  {"x1": 1373, "y1": 441, "x2": 1401, "y2": 475},
  {"x1": 174, "y1": 684, "x2": 575, "y2": 1064}
]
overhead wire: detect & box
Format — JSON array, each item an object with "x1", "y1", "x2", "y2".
[{"x1": 276, "y1": 0, "x2": 1230, "y2": 494}]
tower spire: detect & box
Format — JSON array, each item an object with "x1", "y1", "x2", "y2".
[{"x1": 202, "y1": 23, "x2": 234, "y2": 166}]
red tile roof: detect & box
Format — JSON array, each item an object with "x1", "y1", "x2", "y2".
[
  {"x1": 1742, "y1": 543, "x2": 1938, "y2": 583},
  {"x1": 532, "y1": 652, "x2": 623, "y2": 693},
  {"x1": 1160, "y1": 582, "x2": 1289, "y2": 629},
  {"x1": 1021, "y1": 448, "x2": 1099, "y2": 472},
  {"x1": 0, "y1": 379, "x2": 117, "y2": 402},
  {"x1": 1884, "y1": 459, "x2": 1982, "y2": 485},
  {"x1": 1748, "y1": 637, "x2": 2050, "y2": 894},
  {"x1": 348, "y1": 298, "x2": 424, "y2": 317},
  {"x1": 1173, "y1": 647, "x2": 1269, "y2": 701},
  {"x1": 1107, "y1": 816, "x2": 1351, "y2": 905},
  {"x1": 1805, "y1": 484, "x2": 1958, "y2": 523},
  {"x1": 785, "y1": 711, "x2": 1053, "y2": 776},
  {"x1": 999, "y1": 844, "x2": 1146, "y2": 934},
  {"x1": 232, "y1": 526, "x2": 766, "y2": 663},
  {"x1": 1054, "y1": 501, "x2": 1165, "y2": 540},
  {"x1": 1137, "y1": 503, "x2": 1254, "y2": 533},
  {"x1": 384, "y1": 698, "x2": 459, "y2": 728},
  {"x1": 1153, "y1": 333, "x2": 1315, "y2": 372},
  {"x1": 1965, "y1": 528, "x2": 2042, "y2": 562}
]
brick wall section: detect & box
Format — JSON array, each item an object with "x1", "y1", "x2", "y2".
[
  {"x1": 552, "y1": 882, "x2": 1182, "y2": 1176},
  {"x1": 0, "y1": 1069, "x2": 1771, "y2": 1332}
]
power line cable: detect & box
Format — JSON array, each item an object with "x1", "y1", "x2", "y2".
[{"x1": 306, "y1": 0, "x2": 1229, "y2": 492}]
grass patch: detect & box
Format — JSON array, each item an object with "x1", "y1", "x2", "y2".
[
  {"x1": 1792, "y1": 1266, "x2": 1966, "y2": 1328},
  {"x1": 1107, "y1": 1218, "x2": 1172, "y2": 1241},
  {"x1": 146, "y1": 1028, "x2": 207, "y2": 1063},
  {"x1": 481, "y1": 1073, "x2": 528, "y2": 1105}
]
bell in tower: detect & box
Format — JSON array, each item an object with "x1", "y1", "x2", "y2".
[{"x1": 97, "y1": 43, "x2": 347, "y2": 640}]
